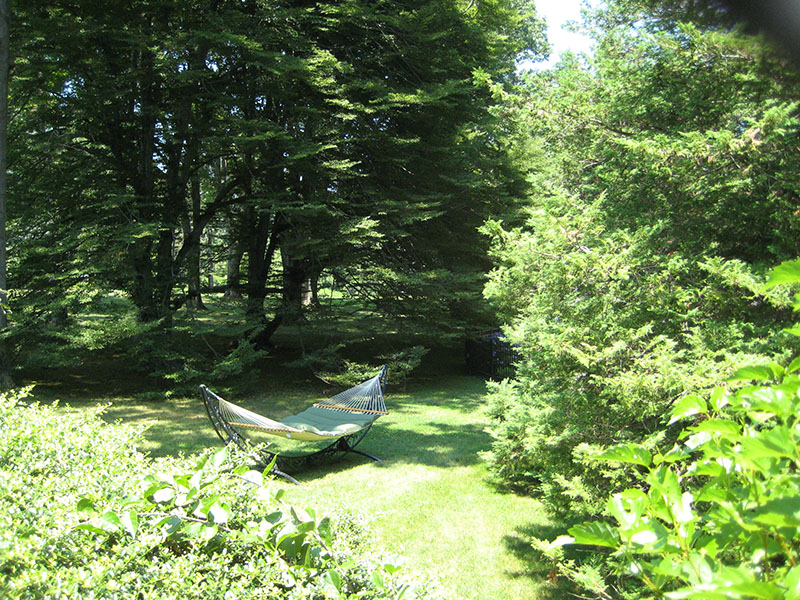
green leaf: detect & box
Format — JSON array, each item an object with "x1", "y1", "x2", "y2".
[
  {"x1": 324, "y1": 569, "x2": 343, "y2": 593},
  {"x1": 647, "y1": 465, "x2": 682, "y2": 505},
  {"x1": 317, "y1": 516, "x2": 332, "y2": 544},
  {"x1": 608, "y1": 489, "x2": 648, "y2": 529},
  {"x1": 785, "y1": 564, "x2": 800, "y2": 600},
  {"x1": 627, "y1": 520, "x2": 669, "y2": 549},
  {"x1": 740, "y1": 427, "x2": 795, "y2": 460},
  {"x1": 383, "y1": 561, "x2": 403, "y2": 575},
  {"x1": 689, "y1": 419, "x2": 740, "y2": 436},
  {"x1": 729, "y1": 365, "x2": 775, "y2": 382},
  {"x1": 371, "y1": 569, "x2": 386, "y2": 590},
  {"x1": 768, "y1": 363, "x2": 785, "y2": 379},
  {"x1": 208, "y1": 502, "x2": 229, "y2": 525},
  {"x1": 752, "y1": 495, "x2": 800, "y2": 528},
  {"x1": 74, "y1": 521, "x2": 108, "y2": 535},
  {"x1": 568, "y1": 521, "x2": 620, "y2": 548},
  {"x1": 786, "y1": 356, "x2": 800, "y2": 374},
  {"x1": 653, "y1": 555, "x2": 685, "y2": 578},
  {"x1": 194, "y1": 454, "x2": 209, "y2": 471},
  {"x1": 199, "y1": 523, "x2": 218, "y2": 543},
  {"x1": 763, "y1": 260, "x2": 800, "y2": 290},
  {"x1": 743, "y1": 384, "x2": 796, "y2": 420},
  {"x1": 709, "y1": 387, "x2": 730, "y2": 412},
  {"x1": 669, "y1": 395, "x2": 707, "y2": 424},
  {"x1": 163, "y1": 516, "x2": 183, "y2": 535},
  {"x1": 654, "y1": 444, "x2": 691, "y2": 465},
  {"x1": 182, "y1": 521, "x2": 204, "y2": 538},
  {"x1": 119, "y1": 511, "x2": 139, "y2": 538},
  {"x1": 666, "y1": 582, "x2": 784, "y2": 600},
  {"x1": 100, "y1": 511, "x2": 122, "y2": 533},
  {"x1": 594, "y1": 443, "x2": 652, "y2": 467},
  {"x1": 151, "y1": 486, "x2": 176, "y2": 504},
  {"x1": 211, "y1": 447, "x2": 227, "y2": 469},
  {"x1": 783, "y1": 324, "x2": 800, "y2": 338}
]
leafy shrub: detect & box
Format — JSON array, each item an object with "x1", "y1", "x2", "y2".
[
  {"x1": 533, "y1": 260, "x2": 800, "y2": 599},
  {"x1": 482, "y1": 200, "x2": 793, "y2": 517},
  {"x1": 0, "y1": 391, "x2": 442, "y2": 599},
  {"x1": 482, "y1": 0, "x2": 800, "y2": 520},
  {"x1": 289, "y1": 345, "x2": 428, "y2": 387}
]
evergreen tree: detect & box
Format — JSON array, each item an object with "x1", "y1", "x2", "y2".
[{"x1": 484, "y1": 0, "x2": 800, "y2": 516}]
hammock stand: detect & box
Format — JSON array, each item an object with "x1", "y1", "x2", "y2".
[{"x1": 200, "y1": 366, "x2": 388, "y2": 484}]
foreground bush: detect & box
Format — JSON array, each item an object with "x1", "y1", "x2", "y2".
[
  {"x1": 539, "y1": 356, "x2": 800, "y2": 600},
  {"x1": 0, "y1": 393, "x2": 439, "y2": 599}
]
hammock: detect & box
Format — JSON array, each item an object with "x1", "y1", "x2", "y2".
[{"x1": 200, "y1": 365, "x2": 388, "y2": 481}]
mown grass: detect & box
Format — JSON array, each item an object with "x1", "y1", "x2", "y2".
[
  {"x1": 21, "y1": 299, "x2": 563, "y2": 600},
  {"x1": 281, "y1": 376, "x2": 561, "y2": 600}
]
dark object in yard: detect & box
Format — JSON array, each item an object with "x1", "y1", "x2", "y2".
[
  {"x1": 465, "y1": 330, "x2": 519, "y2": 381},
  {"x1": 200, "y1": 366, "x2": 388, "y2": 484}
]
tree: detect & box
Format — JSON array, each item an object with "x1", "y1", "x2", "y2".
[
  {"x1": 10, "y1": 0, "x2": 546, "y2": 379},
  {"x1": 484, "y1": 0, "x2": 800, "y2": 517}
]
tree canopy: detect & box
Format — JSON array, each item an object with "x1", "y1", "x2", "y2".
[{"x1": 8, "y1": 0, "x2": 545, "y2": 379}]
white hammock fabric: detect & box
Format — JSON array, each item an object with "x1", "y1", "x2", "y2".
[{"x1": 207, "y1": 368, "x2": 388, "y2": 442}]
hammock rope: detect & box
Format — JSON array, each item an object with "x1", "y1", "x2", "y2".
[
  {"x1": 312, "y1": 371, "x2": 388, "y2": 415},
  {"x1": 200, "y1": 366, "x2": 389, "y2": 482},
  {"x1": 216, "y1": 395, "x2": 302, "y2": 436}
]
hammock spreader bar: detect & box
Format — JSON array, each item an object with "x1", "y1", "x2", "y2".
[{"x1": 200, "y1": 365, "x2": 389, "y2": 481}]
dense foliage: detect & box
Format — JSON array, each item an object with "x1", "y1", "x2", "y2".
[
  {"x1": 0, "y1": 391, "x2": 442, "y2": 599},
  {"x1": 6, "y1": 0, "x2": 545, "y2": 384},
  {"x1": 536, "y1": 260, "x2": 800, "y2": 599},
  {"x1": 483, "y1": 0, "x2": 800, "y2": 517}
]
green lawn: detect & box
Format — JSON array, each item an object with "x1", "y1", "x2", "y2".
[
  {"x1": 281, "y1": 376, "x2": 560, "y2": 600},
  {"x1": 27, "y1": 361, "x2": 561, "y2": 600}
]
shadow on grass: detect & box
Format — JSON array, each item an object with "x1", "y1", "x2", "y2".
[
  {"x1": 285, "y1": 420, "x2": 493, "y2": 484},
  {"x1": 28, "y1": 357, "x2": 495, "y2": 468},
  {"x1": 501, "y1": 521, "x2": 589, "y2": 599}
]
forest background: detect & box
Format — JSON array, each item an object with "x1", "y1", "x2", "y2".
[{"x1": 2, "y1": 0, "x2": 800, "y2": 599}]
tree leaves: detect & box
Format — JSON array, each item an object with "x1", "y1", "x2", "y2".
[
  {"x1": 593, "y1": 444, "x2": 653, "y2": 468},
  {"x1": 568, "y1": 522, "x2": 620, "y2": 548}
]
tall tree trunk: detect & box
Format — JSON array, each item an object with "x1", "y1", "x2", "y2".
[
  {"x1": 0, "y1": 0, "x2": 11, "y2": 388},
  {"x1": 306, "y1": 269, "x2": 322, "y2": 307},
  {"x1": 251, "y1": 245, "x2": 311, "y2": 348},
  {"x1": 300, "y1": 277, "x2": 313, "y2": 308},
  {"x1": 206, "y1": 228, "x2": 215, "y2": 290},
  {"x1": 280, "y1": 246, "x2": 311, "y2": 318},
  {"x1": 129, "y1": 45, "x2": 160, "y2": 323},
  {"x1": 184, "y1": 176, "x2": 206, "y2": 310},
  {"x1": 130, "y1": 239, "x2": 158, "y2": 322},
  {"x1": 225, "y1": 239, "x2": 244, "y2": 298},
  {"x1": 244, "y1": 208, "x2": 274, "y2": 318},
  {"x1": 245, "y1": 211, "x2": 284, "y2": 349}
]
